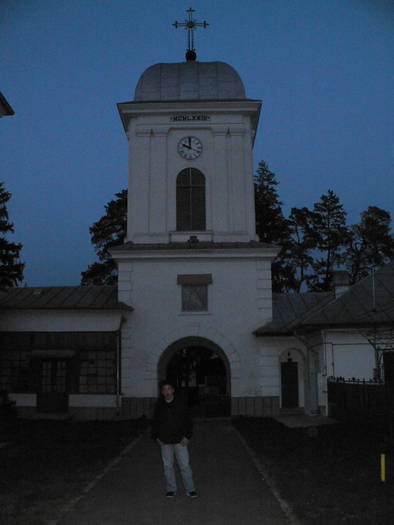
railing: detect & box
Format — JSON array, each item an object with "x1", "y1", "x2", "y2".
[{"x1": 327, "y1": 377, "x2": 388, "y2": 421}]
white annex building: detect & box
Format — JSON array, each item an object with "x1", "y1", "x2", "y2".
[{"x1": 1, "y1": 31, "x2": 393, "y2": 420}]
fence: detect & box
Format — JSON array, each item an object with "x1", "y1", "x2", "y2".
[{"x1": 327, "y1": 377, "x2": 388, "y2": 421}]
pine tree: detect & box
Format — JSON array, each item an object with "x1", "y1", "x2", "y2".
[
  {"x1": 254, "y1": 161, "x2": 293, "y2": 292},
  {"x1": 255, "y1": 161, "x2": 287, "y2": 244},
  {"x1": 286, "y1": 206, "x2": 317, "y2": 292},
  {"x1": 345, "y1": 206, "x2": 394, "y2": 283},
  {"x1": 308, "y1": 189, "x2": 350, "y2": 291},
  {"x1": 81, "y1": 190, "x2": 127, "y2": 285},
  {"x1": 0, "y1": 182, "x2": 24, "y2": 288}
]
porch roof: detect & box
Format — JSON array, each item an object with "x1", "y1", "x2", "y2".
[{"x1": 0, "y1": 286, "x2": 132, "y2": 311}]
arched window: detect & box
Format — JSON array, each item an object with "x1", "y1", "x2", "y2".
[{"x1": 176, "y1": 168, "x2": 206, "y2": 231}]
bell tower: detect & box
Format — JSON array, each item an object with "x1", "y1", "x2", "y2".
[
  {"x1": 117, "y1": 7, "x2": 261, "y2": 245},
  {"x1": 111, "y1": 10, "x2": 278, "y2": 417},
  {"x1": 117, "y1": 62, "x2": 261, "y2": 244}
]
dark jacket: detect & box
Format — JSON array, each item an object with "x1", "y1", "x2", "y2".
[{"x1": 151, "y1": 395, "x2": 193, "y2": 444}]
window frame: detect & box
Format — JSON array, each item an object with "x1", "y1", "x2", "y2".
[
  {"x1": 176, "y1": 168, "x2": 206, "y2": 231},
  {"x1": 177, "y1": 274, "x2": 212, "y2": 313}
]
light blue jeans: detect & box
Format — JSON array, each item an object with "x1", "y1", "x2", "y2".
[{"x1": 160, "y1": 443, "x2": 195, "y2": 493}]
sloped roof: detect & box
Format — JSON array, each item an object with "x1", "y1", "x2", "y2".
[
  {"x1": 255, "y1": 262, "x2": 394, "y2": 336},
  {"x1": 254, "y1": 292, "x2": 333, "y2": 336},
  {"x1": 302, "y1": 262, "x2": 394, "y2": 328},
  {"x1": 0, "y1": 286, "x2": 132, "y2": 311}
]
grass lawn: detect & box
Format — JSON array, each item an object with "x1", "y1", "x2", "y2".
[
  {"x1": 233, "y1": 417, "x2": 393, "y2": 525},
  {"x1": 0, "y1": 418, "x2": 146, "y2": 525}
]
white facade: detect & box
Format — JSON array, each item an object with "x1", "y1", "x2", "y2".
[
  {"x1": 116, "y1": 250, "x2": 276, "y2": 402},
  {"x1": 112, "y1": 59, "x2": 283, "y2": 417},
  {"x1": 322, "y1": 330, "x2": 376, "y2": 381},
  {"x1": 119, "y1": 100, "x2": 260, "y2": 245},
  {"x1": 257, "y1": 337, "x2": 307, "y2": 406},
  {"x1": 114, "y1": 243, "x2": 284, "y2": 417}
]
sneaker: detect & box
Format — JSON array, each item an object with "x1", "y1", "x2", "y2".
[
  {"x1": 166, "y1": 491, "x2": 176, "y2": 498},
  {"x1": 186, "y1": 490, "x2": 198, "y2": 498}
]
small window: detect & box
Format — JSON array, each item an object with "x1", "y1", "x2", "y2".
[
  {"x1": 182, "y1": 284, "x2": 208, "y2": 312},
  {"x1": 177, "y1": 274, "x2": 212, "y2": 312}
]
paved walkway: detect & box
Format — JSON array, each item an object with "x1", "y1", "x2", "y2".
[{"x1": 56, "y1": 419, "x2": 292, "y2": 525}]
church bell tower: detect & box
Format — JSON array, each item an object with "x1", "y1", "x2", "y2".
[
  {"x1": 117, "y1": 8, "x2": 261, "y2": 245},
  {"x1": 111, "y1": 10, "x2": 278, "y2": 416}
]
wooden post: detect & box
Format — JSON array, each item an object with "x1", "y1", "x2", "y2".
[{"x1": 380, "y1": 453, "x2": 386, "y2": 482}]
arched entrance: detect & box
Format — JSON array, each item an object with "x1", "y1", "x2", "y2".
[{"x1": 158, "y1": 337, "x2": 231, "y2": 417}]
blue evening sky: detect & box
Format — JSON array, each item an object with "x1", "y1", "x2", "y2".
[{"x1": 1, "y1": 0, "x2": 393, "y2": 286}]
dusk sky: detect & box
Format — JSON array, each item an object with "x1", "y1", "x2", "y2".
[{"x1": 1, "y1": 0, "x2": 393, "y2": 287}]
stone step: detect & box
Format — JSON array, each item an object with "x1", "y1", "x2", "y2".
[{"x1": 279, "y1": 407, "x2": 305, "y2": 416}]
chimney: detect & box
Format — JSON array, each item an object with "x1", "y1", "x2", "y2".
[{"x1": 332, "y1": 270, "x2": 350, "y2": 298}]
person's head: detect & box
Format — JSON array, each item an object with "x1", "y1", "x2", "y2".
[{"x1": 160, "y1": 380, "x2": 175, "y2": 402}]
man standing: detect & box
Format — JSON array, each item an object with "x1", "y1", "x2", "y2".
[{"x1": 151, "y1": 380, "x2": 198, "y2": 498}]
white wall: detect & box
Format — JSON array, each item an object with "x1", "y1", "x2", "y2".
[
  {"x1": 311, "y1": 329, "x2": 376, "y2": 414},
  {"x1": 257, "y1": 337, "x2": 307, "y2": 406},
  {"x1": 126, "y1": 107, "x2": 258, "y2": 244},
  {"x1": 117, "y1": 252, "x2": 275, "y2": 399},
  {"x1": 324, "y1": 330, "x2": 375, "y2": 380}
]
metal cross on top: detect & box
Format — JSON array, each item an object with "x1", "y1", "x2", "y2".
[{"x1": 173, "y1": 8, "x2": 209, "y2": 62}]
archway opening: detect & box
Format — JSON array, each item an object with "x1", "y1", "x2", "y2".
[{"x1": 158, "y1": 338, "x2": 231, "y2": 417}]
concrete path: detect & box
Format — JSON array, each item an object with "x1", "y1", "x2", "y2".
[{"x1": 56, "y1": 419, "x2": 292, "y2": 525}]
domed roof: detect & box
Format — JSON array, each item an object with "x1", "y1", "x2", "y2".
[{"x1": 134, "y1": 61, "x2": 246, "y2": 102}]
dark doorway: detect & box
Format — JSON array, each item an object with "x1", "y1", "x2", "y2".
[
  {"x1": 37, "y1": 359, "x2": 70, "y2": 413},
  {"x1": 384, "y1": 352, "x2": 394, "y2": 386},
  {"x1": 384, "y1": 352, "x2": 394, "y2": 410},
  {"x1": 281, "y1": 361, "x2": 299, "y2": 408},
  {"x1": 166, "y1": 346, "x2": 230, "y2": 417}
]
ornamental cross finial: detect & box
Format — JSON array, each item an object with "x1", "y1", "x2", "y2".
[{"x1": 173, "y1": 8, "x2": 209, "y2": 61}]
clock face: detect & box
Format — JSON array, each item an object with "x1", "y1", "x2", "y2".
[{"x1": 177, "y1": 136, "x2": 202, "y2": 160}]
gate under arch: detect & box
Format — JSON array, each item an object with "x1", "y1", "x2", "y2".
[{"x1": 157, "y1": 336, "x2": 231, "y2": 417}]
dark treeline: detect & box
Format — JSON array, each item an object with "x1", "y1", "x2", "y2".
[
  {"x1": 255, "y1": 161, "x2": 394, "y2": 292},
  {"x1": 0, "y1": 182, "x2": 24, "y2": 289},
  {"x1": 81, "y1": 163, "x2": 394, "y2": 292}
]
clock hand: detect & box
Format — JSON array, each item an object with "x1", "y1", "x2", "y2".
[{"x1": 182, "y1": 142, "x2": 192, "y2": 149}]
